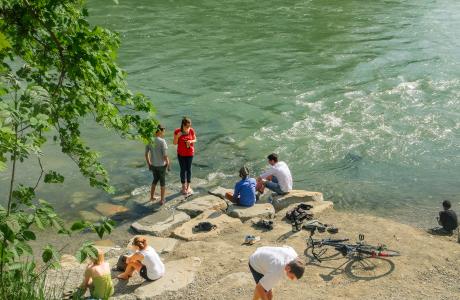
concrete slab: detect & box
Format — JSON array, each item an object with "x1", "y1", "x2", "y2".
[
  {"x1": 227, "y1": 203, "x2": 275, "y2": 222},
  {"x1": 172, "y1": 210, "x2": 242, "y2": 241},
  {"x1": 270, "y1": 190, "x2": 324, "y2": 211},
  {"x1": 131, "y1": 212, "x2": 190, "y2": 237},
  {"x1": 176, "y1": 195, "x2": 228, "y2": 217},
  {"x1": 127, "y1": 236, "x2": 178, "y2": 254},
  {"x1": 134, "y1": 257, "x2": 202, "y2": 299}
]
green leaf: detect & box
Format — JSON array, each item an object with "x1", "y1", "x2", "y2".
[
  {"x1": 5, "y1": 216, "x2": 21, "y2": 234},
  {"x1": 44, "y1": 171, "x2": 65, "y2": 184},
  {"x1": 0, "y1": 31, "x2": 11, "y2": 50},
  {"x1": 22, "y1": 230, "x2": 36, "y2": 241},
  {"x1": 70, "y1": 221, "x2": 87, "y2": 231}
]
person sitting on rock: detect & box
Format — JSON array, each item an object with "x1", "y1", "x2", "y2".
[
  {"x1": 436, "y1": 200, "x2": 458, "y2": 235},
  {"x1": 249, "y1": 246, "x2": 304, "y2": 300},
  {"x1": 117, "y1": 236, "x2": 165, "y2": 281},
  {"x1": 225, "y1": 166, "x2": 257, "y2": 207},
  {"x1": 79, "y1": 249, "x2": 114, "y2": 300},
  {"x1": 256, "y1": 153, "x2": 292, "y2": 196}
]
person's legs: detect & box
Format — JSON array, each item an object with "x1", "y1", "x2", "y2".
[
  {"x1": 117, "y1": 260, "x2": 142, "y2": 279},
  {"x1": 157, "y1": 166, "x2": 167, "y2": 204},
  {"x1": 264, "y1": 180, "x2": 284, "y2": 195},
  {"x1": 177, "y1": 155, "x2": 186, "y2": 193},
  {"x1": 184, "y1": 156, "x2": 193, "y2": 193},
  {"x1": 150, "y1": 168, "x2": 160, "y2": 201}
]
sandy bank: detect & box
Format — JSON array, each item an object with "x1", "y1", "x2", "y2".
[{"x1": 43, "y1": 188, "x2": 460, "y2": 300}]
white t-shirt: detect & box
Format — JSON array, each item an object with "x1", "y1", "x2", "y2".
[
  {"x1": 249, "y1": 246, "x2": 298, "y2": 291},
  {"x1": 260, "y1": 161, "x2": 293, "y2": 193},
  {"x1": 139, "y1": 246, "x2": 165, "y2": 280}
]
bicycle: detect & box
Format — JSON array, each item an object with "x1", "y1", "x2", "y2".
[{"x1": 306, "y1": 229, "x2": 401, "y2": 279}]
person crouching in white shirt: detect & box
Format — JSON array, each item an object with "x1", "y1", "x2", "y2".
[
  {"x1": 257, "y1": 153, "x2": 293, "y2": 195},
  {"x1": 249, "y1": 246, "x2": 304, "y2": 300}
]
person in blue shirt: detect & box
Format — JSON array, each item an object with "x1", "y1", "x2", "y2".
[{"x1": 225, "y1": 166, "x2": 257, "y2": 207}]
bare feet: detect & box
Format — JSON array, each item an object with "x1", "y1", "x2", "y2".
[
  {"x1": 150, "y1": 196, "x2": 159, "y2": 202},
  {"x1": 117, "y1": 273, "x2": 131, "y2": 280},
  {"x1": 160, "y1": 199, "x2": 165, "y2": 205}
]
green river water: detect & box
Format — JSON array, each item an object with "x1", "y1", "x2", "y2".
[{"x1": 1, "y1": 0, "x2": 460, "y2": 227}]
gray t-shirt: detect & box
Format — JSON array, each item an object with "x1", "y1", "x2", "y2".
[{"x1": 146, "y1": 137, "x2": 168, "y2": 167}]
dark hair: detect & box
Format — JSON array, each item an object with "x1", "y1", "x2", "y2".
[
  {"x1": 180, "y1": 117, "x2": 192, "y2": 132},
  {"x1": 239, "y1": 166, "x2": 249, "y2": 178},
  {"x1": 267, "y1": 153, "x2": 278, "y2": 163},
  {"x1": 132, "y1": 236, "x2": 147, "y2": 250},
  {"x1": 442, "y1": 200, "x2": 451, "y2": 209},
  {"x1": 287, "y1": 259, "x2": 305, "y2": 279},
  {"x1": 155, "y1": 124, "x2": 165, "y2": 134}
]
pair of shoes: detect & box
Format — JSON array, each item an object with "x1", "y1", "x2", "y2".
[
  {"x1": 244, "y1": 235, "x2": 260, "y2": 245},
  {"x1": 194, "y1": 221, "x2": 217, "y2": 232},
  {"x1": 256, "y1": 219, "x2": 274, "y2": 230}
]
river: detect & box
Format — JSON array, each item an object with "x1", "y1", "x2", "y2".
[{"x1": 1, "y1": 0, "x2": 459, "y2": 228}]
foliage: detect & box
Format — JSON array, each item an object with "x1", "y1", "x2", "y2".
[{"x1": 0, "y1": 0, "x2": 157, "y2": 298}]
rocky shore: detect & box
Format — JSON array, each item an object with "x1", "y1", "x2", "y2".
[{"x1": 46, "y1": 184, "x2": 460, "y2": 300}]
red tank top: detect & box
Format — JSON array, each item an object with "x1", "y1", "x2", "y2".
[{"x1": 175, "y1": 128, "x2": 195, "y2": 156}]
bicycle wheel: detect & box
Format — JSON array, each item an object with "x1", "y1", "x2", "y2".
[{"x1": 345, "y1": 257, "x2": 395, "y2": 280}]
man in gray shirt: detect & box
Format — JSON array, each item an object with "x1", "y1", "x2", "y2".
[{"x1": 145, "y1": 125, "x2": 170, "y2": 204}]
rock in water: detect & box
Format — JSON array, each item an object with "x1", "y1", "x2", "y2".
[{"x1": 95, "y1": 203, "x2": 129, "y2": 217}]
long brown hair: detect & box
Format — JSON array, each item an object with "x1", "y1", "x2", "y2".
[
  {"x1": 91, "y1": 249, "x2": 105, "y2": 265},
  {"x1": 132, "y1": 236, "x2": 148, "y2": 250},
  {"x1": 180, "y1": 116, "x2": 192, "y2": 133}
]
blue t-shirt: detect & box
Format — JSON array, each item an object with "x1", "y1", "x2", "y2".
[{"x1": 233, "y1": 177, "x2": 257, "y2": 207}]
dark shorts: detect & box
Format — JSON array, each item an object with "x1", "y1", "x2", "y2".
[
  {"x1": 151, "y1": 165, "x2": 166, "y2": 187},
  {"x1": 140, "y1": 265, "x2": 155, "y2": 281},
  {"x1": 248, "y1": 263, "x2": 264, "y2": 284}
]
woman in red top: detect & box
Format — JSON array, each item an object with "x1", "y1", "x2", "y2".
[{"x1": 173, "y1": 117, "x2": 196, "y2": 195}]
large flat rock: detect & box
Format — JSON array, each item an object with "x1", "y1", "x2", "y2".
[
  {"x1": 276, "y1": 200, "x2": 334, "y2": 219},
  {"x1": 270, "y1": 190, "x2": 324, "y2": 211},
  {"x1": 127, "y1": 236, "x2": 178, "y2": 254},
  {"x1": 134, "y1": 257, "x2": 202, "y2": 299},
  {"x1": 176, "y1": 195, "x2": 227, "y2": 217},
  {"x1": 208, "y1": 186, "x2": 233, "y2": 199},
  {"x1": 172, "y1": 210, "x2": 242, "y2": 241},
  {"x1": 227, "y1": 203, "x2": 275, "y2": 222},
  {"x1": 95, "y1": 203, "x2": 129, "y2": 217},
  {"x1": 131, "y1": 212, "x2": 190, "y2": 237}
]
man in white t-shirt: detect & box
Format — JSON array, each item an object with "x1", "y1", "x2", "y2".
[
  {"x1": 249, "y1": 246, "x2": 304, "y2": 300},
  {"x1": 257, "y1": 153, "x2": 293, "y2": 195}
]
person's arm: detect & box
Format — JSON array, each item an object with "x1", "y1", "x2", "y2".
[
  {"x1": 185, "y1": 129, "x2": 196, "y2": 147},
  {"x1": 80, "y1": 266, "x2": 92, "y2": 291},
  {"x1": 259, "y1": 167, "x2": 274, "y2": 180},
  {"x1": 145, "y1": 146, "x2": 151, "y2": 168},
  {"x1": 126, "y1": 252, "x2": 144, "y2": 264},
  {"x1": 233, "y1": 182, "x2": 240, "y2": 202},
  {"x1": 253, "y1": 283, "x2": 270, "y2": 300},
  {"x1": 173, "y1": 130, "x2": 180, "y2": 145},
  {"x1": 165, "y1": 155, "x2": 171, "y2": 171}
]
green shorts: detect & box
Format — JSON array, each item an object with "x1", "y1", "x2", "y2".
[{"x1": 150, "y1": 165, "x2": 166, "y2": 187}]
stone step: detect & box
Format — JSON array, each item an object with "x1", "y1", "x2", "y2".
[
  {"x1": 276, "y1": 200, "x2": 334, "y2": 220},
  {"x1": 172, "y1": 210, "x2": 242, "y2": 241},
  {"x1": 227, "y1": 203, "x2": 275, "y2": 222},
  {"x1": 176, "y1": 195, "x2": 227, "y2": 217},
  {"x1": 134, "y1": 257, "x2": 202, "y2": 299},
  {"x1": 270, "y1": 190, "x2": 324, "y2": 212},
  {"x1": 131, "y1": 211, "x2": 190, "y2": 237},
  {"x1": 126, "y1": 236, "x2": 178, "y2": 254}
]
